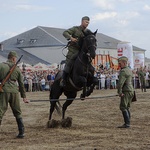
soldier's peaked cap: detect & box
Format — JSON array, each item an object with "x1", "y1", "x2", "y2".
[
  {"x1": 8, "y1": 51, "x2": 18, "y2": 58},
  {"x1": 118, "y1": 56, "x2": 128, "y2": 62}
]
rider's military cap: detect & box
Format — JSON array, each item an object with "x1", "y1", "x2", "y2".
[{"x1": 82, "y1": 16, "x2": 90, "y2": 21}]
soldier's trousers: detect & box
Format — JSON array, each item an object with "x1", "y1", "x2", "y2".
[
  {"x1": 0, "y1": 92, "x2": 22, "y2": 121},
  {"x1": 140, "y1": 79, "x2": 146, "y2": 92},
  {"x1": 120, "y1": 91, "x2": 134, "y2": 111}
]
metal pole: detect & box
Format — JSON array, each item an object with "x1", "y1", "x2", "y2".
[{"x1": 30, "y1": 94, "x2": 118, "y2": 102}]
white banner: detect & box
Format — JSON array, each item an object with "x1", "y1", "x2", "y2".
[
  {"x1": 117, "y1": 42, "x2": 134, "y2": 69},
  {"x1": 134, "y1": 52, "x2": 144, "y2": 68}
]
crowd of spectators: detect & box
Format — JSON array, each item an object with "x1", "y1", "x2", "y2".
[
  {"x1": 21, "y1": 64, "x2": 150, "y2": 92},
  {"x1": 22, "y1": 69, "x2": 58, "y2": 92},
  {"x1": 94, "y1": 65, "x2": 150, "y2": 91}
]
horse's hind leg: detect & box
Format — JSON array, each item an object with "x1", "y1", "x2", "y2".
[
  {"x1": 62, "y1": 100, "x2": 73, "y2": 119},
  {"x1": 62, "y1": 92, "x2": 77, "y2": 119},
  {"x1": 49, "y1": 80, "x2": 63, "y2": 120},
  {"x1": 55, "y1": 101, "x2": 62, "y2": 116},
  {"x1": 49, "y1": 101, "x2": 57, "y2": 120}
]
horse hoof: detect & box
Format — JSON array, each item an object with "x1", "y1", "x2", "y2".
[
  {"x1": 61, "y1": 117, "x2": 72, "y2": 128},
  {"x1": 47, "y1": 119, "x2": 60, "y2": 128}
]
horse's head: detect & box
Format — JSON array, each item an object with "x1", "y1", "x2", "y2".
[{"x1": 81, "y1": 30, "x2": 97, "y2": 60}]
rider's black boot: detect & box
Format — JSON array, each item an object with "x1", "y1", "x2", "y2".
[{"x1": 60, "y1": 71, "x2": 68, "y2": 87}]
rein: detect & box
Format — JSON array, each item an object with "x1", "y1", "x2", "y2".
[
  {"x1": 78, "y1": 51, "x2": 91, "y2": 67},
  {"x1": 77, "y1": 34, "x2": 96, "y2": 68},
  {"x1": 77, "y1": 51, "x2": 90, "y2": 80}
]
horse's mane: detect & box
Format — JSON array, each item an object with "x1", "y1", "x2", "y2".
[
  {"x1": 83, "y1": 30, "x2": 94, "y2": 36},
  {"x1": 78, "y1": 30, "x2": 97, "y2": 49}
]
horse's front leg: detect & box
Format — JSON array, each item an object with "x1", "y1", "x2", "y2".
[
  {"x1": 80, "y1": 77, "x2": 87, "y2": 100},
  {"x1": 86, "y1": 77, "x2": 98, "y2": 96}
]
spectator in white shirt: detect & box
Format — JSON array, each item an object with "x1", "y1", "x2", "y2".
[
  {"x1": 100, "y1": 72, "x2": 106, "y2": 89},
  {"x1": 41, "y1": 76, "x2": 46, "y2": 91}
]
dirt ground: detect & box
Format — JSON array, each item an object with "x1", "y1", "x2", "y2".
[{"x1": 0, "y1": 89, "x2": 150, "y2": 150}]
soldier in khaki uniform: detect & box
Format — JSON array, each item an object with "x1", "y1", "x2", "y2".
[
  {"x1": 117, "y1": 56, "x2": 134, "y2": 128},
  {"x1": 0, "y1": 51, "x2": 29, "y2": 138},
  {"x1": 138, "y1": 67, "x2": 146, "y2": 92},
  {"x1": 61, "y1": 16, "x2": 92, "y2": 86}
]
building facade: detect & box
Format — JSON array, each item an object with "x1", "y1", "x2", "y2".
[{"x1": 0, "y1": 26, "x2": 147, "y2": 68}]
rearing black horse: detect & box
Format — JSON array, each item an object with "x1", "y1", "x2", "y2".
[{"x1": 49, "y1": 30, "x2": 98, "y2": 121}]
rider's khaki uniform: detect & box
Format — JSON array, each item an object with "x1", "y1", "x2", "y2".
[{"x1": 63, "y1": 26, "x2": 91, "y2": 73}]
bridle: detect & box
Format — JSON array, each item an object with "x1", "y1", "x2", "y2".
[
  {"x1": 80, "y1": 34, "x2": 97, "y2": 62},
  {"x1": 78, "y1": 35, "x2": 96, "y2": 66}
]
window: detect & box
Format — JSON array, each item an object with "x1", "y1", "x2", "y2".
[
  {"x1": 17, "y1": 39, "x2": 25, "y2": 44},
  {"x1": 30, "y1": 39, "x2": 37, "y2": 43}
]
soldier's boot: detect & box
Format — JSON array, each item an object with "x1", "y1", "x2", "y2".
[
  {"x1": 141, "y1": 86, "x2": 143, "y2": 92},
  {"x1": 16, "y1": 118, "x2": 24, "y2": 138},
  {"x1": 0, "y1": 120, "x2": 2, "y2": 132},
  {"x1": 127, "y1": 109, "x2": 131, "y2": 119},
  {"x1": 0, "y1": 120, "x2": 2, "y2": 130},
  {"x1": 60, "y1": 71, "x2": 69, "y2": 87},
  {"x1": 118, "y1": 110, "x2": 130, "y2": 128}
]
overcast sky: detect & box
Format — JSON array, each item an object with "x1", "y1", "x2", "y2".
[{"x1": 0, "y1": 0, "x2": 150, "y2": 57}]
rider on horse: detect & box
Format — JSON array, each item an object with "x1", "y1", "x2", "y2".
[
  {"x1": 61, "y1": 16, "x2": 92, "y2": 86},
  {"x1": 49, "y1": 26, "x2": 97, "y2": 122}
]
